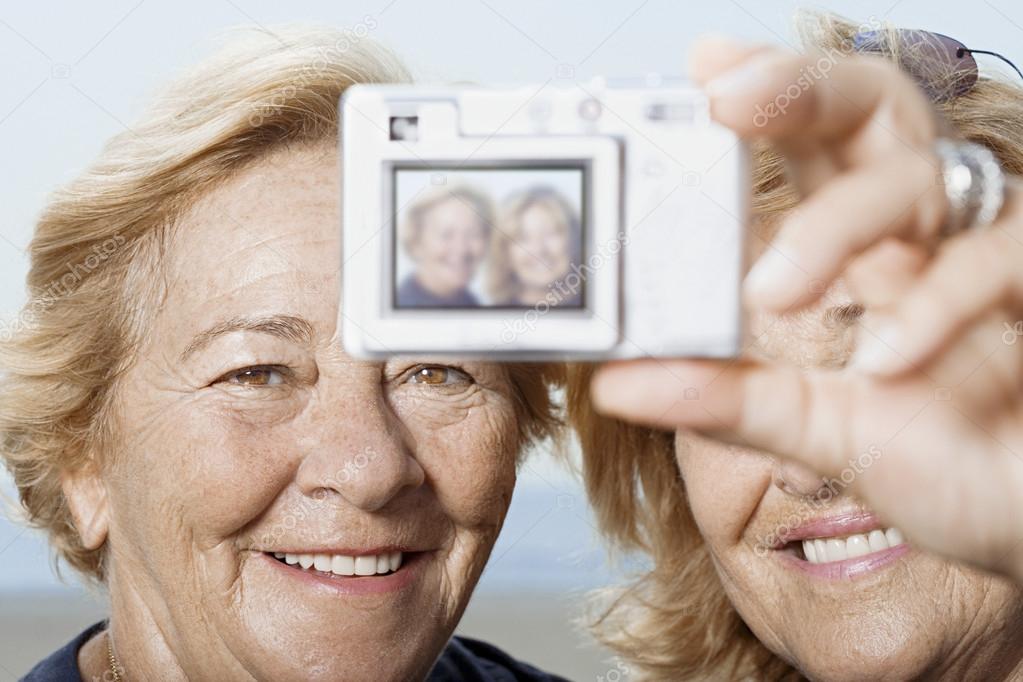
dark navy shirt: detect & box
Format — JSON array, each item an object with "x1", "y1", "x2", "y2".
[{"x1": 20, "y1": 621, "x2": 572, "y2": 682}]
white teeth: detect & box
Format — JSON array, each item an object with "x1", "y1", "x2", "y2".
[
  {"x1": 825, "y1": 538, "x2": 848, "y2": 562},
  {"x1": 802, "y1": 540, "x2": 817, "y2": 563},
  {"x1": 868, "y1": 529, "x2": 888, "y2": 553},
  {"x1": 273, "y1": 551, "x2": 404, "y2": 576},
  {"x1": 798, "y1": 527, "x2": 906, "y2": 564},
  {"x1": 354, "y1": 555, "x2": 376, "y2": 576},
  {"x1": 332, "y1": 555, "x2": 356, "y2": 576},
  {"x1": 845, "y1": 534, "x2": 870, "y2": 558}
]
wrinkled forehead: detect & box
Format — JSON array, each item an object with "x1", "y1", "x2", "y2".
[
  {"x1": 520, "y1": 201, "x2": 567, "y2": 228},
  {"x1": 421, "y1": 196, "x2": 484, "y2": 228},
  {"x1": 159, "y1": 144, "x2": 342, "y2": 341}
]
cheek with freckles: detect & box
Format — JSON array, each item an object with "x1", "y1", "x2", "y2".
[
  {"x1": 104, "y1": 379, "x2": 306, "y2": 613},
  {"x1": 118, "y1": 365, "x2": 308, "y2": 522},
  {"x1": 387, "y1": 374, "x2": 519, "y2": 619},
  {"x1": 675, "y1": 432, "x2": 772, "y2": 552},
  {"x1": 673, "y1": 433, "x2": 797, "y2": 653},
  {"x1": 391, "y1": 379, "x2": 519, "y2": 532}
]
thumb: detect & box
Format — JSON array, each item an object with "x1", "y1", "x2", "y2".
[{"x1": 687, "y1": 34, "x2": 775, "y2": 86}]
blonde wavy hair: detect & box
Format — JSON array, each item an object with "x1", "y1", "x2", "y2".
[
  {"x1": 487, "y1": 187, "x2": 582, "y2": 305},
  {"x1": 0, "y1": 25, "x2": 564, "y2": 584},
  {"x1": 566, "y1": 11, "x2": 1023, "y2": 680}
]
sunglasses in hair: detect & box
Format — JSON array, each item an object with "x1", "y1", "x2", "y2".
[{"x1": 852, "y1": 29, "x2": 1023, "y2": 102}]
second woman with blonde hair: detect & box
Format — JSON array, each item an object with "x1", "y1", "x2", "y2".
[{"x1": 488, "y1": 187, "x2": 583, "y2": 307}]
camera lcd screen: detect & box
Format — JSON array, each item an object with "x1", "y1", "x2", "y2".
[{"x1": 392, "y1": 166, "x2": 586, "y2": 310}]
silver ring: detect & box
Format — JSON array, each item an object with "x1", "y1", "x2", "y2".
[{"x1": 934, "y1": 138, "x2": 1006, "y2": 236}]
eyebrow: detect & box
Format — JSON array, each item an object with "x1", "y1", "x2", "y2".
[
  {"x1": 823, "y1": 303, "x2": 865, "y2": 328},
  {"x1": 179, "y1": 314, "x2": 315, "y2": 361}
]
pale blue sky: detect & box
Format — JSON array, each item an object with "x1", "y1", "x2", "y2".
[{"x1": 2, "y1": 0, "x2": 1022, "y2": 592}]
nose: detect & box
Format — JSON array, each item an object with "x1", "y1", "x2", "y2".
[
  {"x1": 529, "y1": 245, "x2": 551, "y2": 267},
  {"x1": 454, "y1": 232, "x2": 478, "y2": 259},
  {"x1": 295, "y1": 394, "x2": 425, "y2": 512},
  {"x1": 772, "y1": 457, "x2": 829, "y2": 498}
]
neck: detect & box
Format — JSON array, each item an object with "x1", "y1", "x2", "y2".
[
  {"x1": 415, "y1": 271, "x2": 458, "y2": 298},
  {"x1": 77, "y1": 628, "x2": 114, "y2": 680},
  {"x1": 516, "y1": 286, "x2": 551, "y2": 306}
]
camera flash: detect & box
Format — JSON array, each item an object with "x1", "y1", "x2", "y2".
[{"x1": 389, "y1": 116, "x2": 419, "y2": 141}]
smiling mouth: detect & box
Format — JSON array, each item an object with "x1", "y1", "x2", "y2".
[
  {"x1": 268, "y1": 551, "x2": 407, "y2": 578},
  {"x1": 780, "y1": 527, "x2": 907, "y2": 564}
]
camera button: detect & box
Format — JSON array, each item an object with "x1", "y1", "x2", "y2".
[{"x1": 578, "y1": 98, "x2": 602, "y2": 121}]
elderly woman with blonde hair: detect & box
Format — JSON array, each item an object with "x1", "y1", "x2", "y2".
[
  {"x1": 487, "y1": 187, "x2": 582, "y2": 307},
  {"x1": 397, "y1": 183, "x2": 495, "y2": 308},
  {"x1": 1, "y1": 27, "x2": 568, "y2": 682},
  {"x1": 569, "y1": 12, "x2": 1023, "y2": 682}
]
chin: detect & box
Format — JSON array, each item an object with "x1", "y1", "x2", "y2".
[
  {"x1": 778, "y1": 627, "x2": 940, "y2": 682},
  {"x1": 727, "y1": 559, "x2": 970, "y2": 681},
  {"x1": 217, "y1": 553, "x2": 456, "y2": 681},
  {"x1": 751, "y1": 585, "x2": 974, "y2": 681},
  {"x1": 227, "y1": 613, "x2": 446, "y2": 682}
]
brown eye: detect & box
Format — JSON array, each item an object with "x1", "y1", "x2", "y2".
[
  {"x1": 405, "y1": 366, "x2": 470, "y2": 386},
  {"x1": 224, "y1": 366, "x2": 286, "y2": 387}
]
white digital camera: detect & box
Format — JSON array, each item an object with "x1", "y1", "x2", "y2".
[{"x1": 340, "y1": 78, "x2": 748, "y2": 360}]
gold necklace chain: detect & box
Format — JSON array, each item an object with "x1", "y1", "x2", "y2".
[{"x1": 107, "y1": 631, "x2": 122, "y2": 682}]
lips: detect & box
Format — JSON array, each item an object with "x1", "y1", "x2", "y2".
[
  {"x1": 769, "y1": 511, "x2": 911, "y2": 578},
  {"x1": 271, "y1": 551, "x2": 403, "y2": 577},
  {"x1": 799, "y1": 527, "x2": 905, "y2": 564},
  {"x1": 261, "y1": 546, "x2": 430, "y2": 596}
]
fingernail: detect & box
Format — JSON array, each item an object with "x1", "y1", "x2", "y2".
[
  {"x1": 850, "y1": 322, "x2": 905, "y2": 374},
  {"x1": 704, "y1": 54, "x2": 773, "y2": 98},
  {"x1": 743, "y1": 244, "x2": 799, "y2": 306}
]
